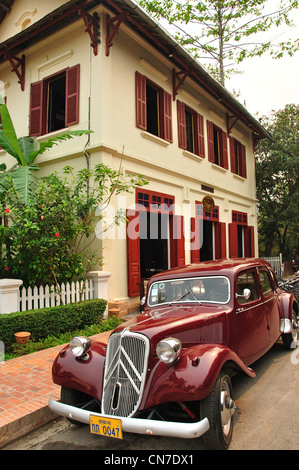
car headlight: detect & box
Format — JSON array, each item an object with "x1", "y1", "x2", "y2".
[
  {"x1": 69, "y1": 336, "x2": 91, "y2": 358},
  {"x1": 156, "y1": 337, "x2": 182, "y2": 364}
]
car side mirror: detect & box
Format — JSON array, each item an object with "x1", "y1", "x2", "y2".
[
  {"x1": 236, "y1": 288, "x2": 251, "y2": 300},
  {"x1": 140, "y1": 296, "x2": 146, "y2": 311}
]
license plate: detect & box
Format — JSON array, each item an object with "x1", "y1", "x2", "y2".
[{"x1": 90, "y1": 415, "x2": 123, "y2": 439}]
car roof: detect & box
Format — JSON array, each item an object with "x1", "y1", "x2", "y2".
[{"x1": 148, "y1": 258, "x2": 272, "y2": 284}]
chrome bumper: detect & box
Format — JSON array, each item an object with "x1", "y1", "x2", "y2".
[{"x1": 48, "y1": 397, "x2": 210, "y2": 439}]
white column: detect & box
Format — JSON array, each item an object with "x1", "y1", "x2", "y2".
[
  {"x1": 87, "y1": 271, "x2": 112, "y2": 316},
  {"x1": 0, "y1": 279, "x2": 23, "y2": 314}
]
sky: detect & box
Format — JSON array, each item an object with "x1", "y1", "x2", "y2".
[{"x1": 226, "y1": 8, "x2": 299, "y2": 118}]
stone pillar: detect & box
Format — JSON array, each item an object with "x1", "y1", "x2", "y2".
[
  {"x1": 87, "y1": 271, "x2": 112, "y2": 317},
  {"x1": 0, "y1": 279, "x2": 23, "y2": 314}
]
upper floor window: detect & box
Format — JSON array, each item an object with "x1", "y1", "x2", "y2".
[
  {"x1": 136, "y1": 71, "x2": 172, "y2": 143},
  {"x1": 230, "y1": 137, "x2": 247, "y2": 178},
  {"x1": 177, "y1": 100, "x2": 205, "y2": 158},
  {"x1": 207, "y1": 120, "x2": 228, "y2": 169},
  {"x1": 29, "y1": 65, "x2": 80, "y2": 136}
]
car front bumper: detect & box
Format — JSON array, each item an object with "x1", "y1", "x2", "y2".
[{"x1": 48, "y1": 396, "x2": 210, "y2": 439}]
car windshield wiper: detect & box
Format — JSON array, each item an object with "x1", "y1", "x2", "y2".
[{"x1": 175, "y1": 287, "x2": 201, "y2": 303}]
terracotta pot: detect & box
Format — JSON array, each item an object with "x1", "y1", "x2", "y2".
[{"x1": 14, "y1": 332, "x2": 31, "y2": 345}]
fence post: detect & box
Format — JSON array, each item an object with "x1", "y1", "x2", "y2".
[
  {"x1": 87, "y1": 271, "x2": 112, "y2": 317},
  {"x1": 0, "y1": 279, "x2": 23, "y2": 314}
]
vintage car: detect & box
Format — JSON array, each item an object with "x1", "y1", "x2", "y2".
[{"x1": 49, "y1": 258, "x2": 298, "y2": 449}]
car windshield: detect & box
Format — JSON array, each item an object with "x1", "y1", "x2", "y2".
[{"x1": 148, "y1": 276, "x2": 230, "y2": 307}]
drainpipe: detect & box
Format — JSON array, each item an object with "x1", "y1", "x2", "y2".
[{"x1": 84, "y1": 34, "x2": 92, "y2": 197}]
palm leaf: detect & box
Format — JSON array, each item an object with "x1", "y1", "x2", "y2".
[{"x1": 0, "y1": 101, "x2": 26, "y2": 166}]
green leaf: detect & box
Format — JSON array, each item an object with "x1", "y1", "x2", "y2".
[
  {"x1": 0, "y1": 100, "x2": 26, "y2": 166},
  {"x1": 18, "y1": 137, "x2": 35, "y2": 164},
  {"x1": 11, "y1": 166, "x2": 39, "y2": 205}
]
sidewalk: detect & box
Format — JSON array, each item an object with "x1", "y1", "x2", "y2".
[{"x1": 0, "y1": 316, "x2": 136, "y2": 448}]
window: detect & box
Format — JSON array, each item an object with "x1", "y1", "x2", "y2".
[
  {"x1": 136, "y1": 71, "x2": 172, "y2": 142},
  {"x1": 177, "y1": 101, "x2": 205, "y2": 157},
  {"x1": 207, "y1": 121, "x2": 228, "y2": 169},
  {"x1": 236, "y1": 270, "x2": 259, "y2": 304},
  {"x1": 29, "y1": 65, "x2": 80, "y2": 136},
  {"x1": 258, "y1": 269, "x2": 274, "y2": 297},
  {"x1": 230, "y1": 137, "x2": 247, "y2": 178},
  {"x1": 136, "y1": 189, "x2": 174, "y2": 213}
]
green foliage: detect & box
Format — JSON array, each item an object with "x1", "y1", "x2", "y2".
[
  {"x1": 255, "y1": 104, "x2": 299, "y2": 259},
  {"x1": 138, "y1": 0, "x2": 299, "y2": 84},
  {"x1": 5, "y1": 315, "x2": 123, "y2": 360},
  {"x1": 0, "y1": 298, "x2": 107, "y2": 348}
]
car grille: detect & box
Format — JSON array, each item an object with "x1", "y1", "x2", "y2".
[{"x1": 101, "y1": 330, "x2": 149, "y2": 417}]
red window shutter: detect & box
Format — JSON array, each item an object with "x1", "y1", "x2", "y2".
[
  {"x1": 244, "y1": 225, "x2": 254, "y2": 257},
  {"x1": 177, "y1": 100, "x2": 186, "y2": 149},
  {"x1": 163, "y1": 90, "x2": 173, "y2": 142},
  {"x1": 215, "y1": 222, "x2": 226, "y2": 260},
  {"x1": 136, "y1": 71, "x2": 146, "y2": 130},
  {"x1": 170, "y1": 215, "x2": 185, "y2": 267},
  {"x1": 221, "y1": 130, "x2": 228, "y2": 169},
  {"x1": 66, "y1": 65, "x2": 80, "y2": 126},
  {"x1": 240, "y1": 144, "x2": 247, "y2": 178},
  {"x1": 207, "y1": 120, "x2": 214, "y2": 162},
  {"x1": 230, "y1": 137, "x2": 236, "y2": 174},
  {"x1": 127, "y1": 210, "x2": 141, "y2": 297},
  {"x1": 196, "y1": 113, "x2": 205, "y2": 157},
  {"x1": 190, "y1": 217, "x2": 200, "y2": 263},
  {"x1": 29, "y1": 81, "x2": 43, "y2": 136},
  {"x1": 229, "y1": 223, "x2": 239, "y2": 258}
]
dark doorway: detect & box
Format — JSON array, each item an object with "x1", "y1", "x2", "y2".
[
  {"x1": 139, "y1": 211, "x2": 168, "y2": 278},
  {"x1": 200, "y1": 220, "x2": 213, "y2": 261},
  {"x1": 47, "y1": 74, "x2": 66, "y2": 133},
  {"x1": 237, "y1": 225, "x2": 243, "y2": 257}
]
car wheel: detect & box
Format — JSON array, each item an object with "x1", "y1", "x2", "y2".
[
  {"x1": 60, "y1": 386, "x2": 90, "y2": 426},
  {"x1": 282, "y1": 310, "x2": 298, "y2": 349},
  {"x1": 200, "y1": 371, "x2": 235, "y2": 450}
]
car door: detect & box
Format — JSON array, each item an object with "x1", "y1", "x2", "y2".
[
  {"x1": 257, "y1": 267, "x2": 281, "y2": 343},
  {"x1": 235, "y1": 268, "x2": 270, "y2": 363}
]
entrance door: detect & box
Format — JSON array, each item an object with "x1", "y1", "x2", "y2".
[
  {"x1": 200, "y1": 220, "x2": 213, "y2": 261},
  {"x1": 139, "y1": 211, "x2": 169, "y2": 278}
]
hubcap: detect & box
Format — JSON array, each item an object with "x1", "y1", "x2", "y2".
[{"x1": 220, "y1": 382, "x2": 236, "y2": 436}]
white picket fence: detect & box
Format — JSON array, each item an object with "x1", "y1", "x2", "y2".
[
  {"x1": 19, "y1": 279, "x2": 95, "y2": 311},
  {"x1": 263, "y1": 254, "x2": 283, "y2": 277}
]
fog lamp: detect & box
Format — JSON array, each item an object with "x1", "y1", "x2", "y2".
[
  {"x1": 69, "y1": 336, "x2": 91, "y2": 358},
  {"x1": 156, "y1": 337, "x2": 182, "y2": 364}
]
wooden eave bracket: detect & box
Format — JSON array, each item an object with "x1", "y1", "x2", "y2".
[
  {"x1": 78, "y1": 8, "x2": 100, "y2": 56},
  {"x1": 106, "y1": 12, "x2": 129, "y2": 57},
  {"x1": 4, "y1": 53, "x2": 25, "y2": 91},
  {"x1": 226, "y1": 112, "x2": 240, "y2": 135},
  {"x1": 172, "y1": 68, "x2": 192, "y2": 101}
]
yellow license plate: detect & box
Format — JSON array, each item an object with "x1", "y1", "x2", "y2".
[{"x1": 90, "y1": 415, "x2": 123, "y2": 439}]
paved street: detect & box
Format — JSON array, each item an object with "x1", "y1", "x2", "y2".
[{"x1": 3, "y1": 339, "x2": 299, "y2": 451}]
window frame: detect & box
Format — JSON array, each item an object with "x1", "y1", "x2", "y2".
[
  {"x1": 207, "y1": 120, "x2": 228, "y2": 169},
  {"x1": 230, "y1": 136, "x2": 247, "y2": 178},
  {"x1": 177, "y1": 100, "x2": 205, "y2": 158}
]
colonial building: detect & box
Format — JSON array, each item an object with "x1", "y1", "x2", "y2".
[{"x1": 0, "y1": 0, "x2": 272, "y2": 313}]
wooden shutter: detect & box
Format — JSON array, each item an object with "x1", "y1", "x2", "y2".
[
  {"x1": 170, "y1": 215, "x2": 185, "y2": 268},
  {"x1": 29, "y1": 81, "x2": 43, "y2": 136},
  {"x1": 240, "y1": 144, "x2": 247, "y2": 178},
  {"x1": 196, "y1": 113, "x2": 205, "y2": 157},
  {"x1": 229, "y1": 223, "x2": 239, "y2": 258},
  {"x1": 127, "y1": 210, "x2": 141, "y2": 297},
  {"x1": 163, "y1": 90, "x2": 173, "y2": 142},
  {"x1": 66, "y1": 65, "x2": 80, "y2": 126},
  {"x1": 136, "y1": 71, "x2": 146, "y2": 130},
  {"x1": 215, "y1": 222, "x2": 226, "y2": 260},
  {"x1": 177, "y1": 100, "x2": 186, "y2": 149},
  {"x1": 221, "y1": 130, "x2": 228, "y2": 169},
  {"x1": 207, "y1": 120, "x2": 214, "y2": 162},
  {"x1": 230, "y1": 137, "x2": 236, "y2": 174},
  {"x1": 244, "y1": 225, "x2": 254, "y2": 257},
  {"x1": 190, "y1": 217, "x2": 200, "y2": 263}
]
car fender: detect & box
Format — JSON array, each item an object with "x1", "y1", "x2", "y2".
[
  {"x1": 280, "y1": 291, "x2": 298, "y2": 319},
  {"x1": 52, "y1": 341, "x2": 107, "y2": 401},
  {"x1": 143, "y1": 343, "x2": 255, "y2": 409}
]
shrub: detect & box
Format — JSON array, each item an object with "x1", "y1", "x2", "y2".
[{"x1": 0, "y1": 299, "x2": 106, "y2": 348}]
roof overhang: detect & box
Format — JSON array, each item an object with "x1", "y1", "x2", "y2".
[{"x1": 0, "y1": 0, "x2": 272, "y2": 142}]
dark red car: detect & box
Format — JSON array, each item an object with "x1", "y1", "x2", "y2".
[{"x1": 49, "y1": 258, "x2": 298, "y2": 449}]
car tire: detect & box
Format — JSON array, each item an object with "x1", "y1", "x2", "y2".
[
  {"x1": 200, "y1": 371, "x2": 235, "y2": 450},
  {"x1": 282, "y1": 309, "x2": 298, "y2": 349},
  {"x1": 60, "y1": 386, "x2": 90, "y2": 426}
]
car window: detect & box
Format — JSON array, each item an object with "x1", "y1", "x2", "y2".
[
  {"x1": 236, "y1": 270, "x2": 259, "y2": 304},
  {"x1": 147, "y1": 276, "x2": 230, "y2": 306},
  {"x1": 258, "y1": 269, "x2": 274, "y2": 297}
]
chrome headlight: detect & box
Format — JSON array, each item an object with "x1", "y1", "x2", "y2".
[
  {"x1": 156, "y1": 337, "x2": 182, "y2": 364},
  {"x1": 69, "y1": 336, "x2": 91, "y2": 358}
]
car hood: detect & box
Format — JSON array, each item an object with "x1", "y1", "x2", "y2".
[{"x1": 112, "y1": 303, "x2": 231, "y2": 351}]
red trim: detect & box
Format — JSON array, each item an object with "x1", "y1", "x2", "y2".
[
  {"x1": 66, "y1": 65, "x2": 80, "y2": 126},
  {"x1": 127, "y1": 210, "x2": 141, "y2": 297},
  {"x1": 136, "y1": 189, "x2": 175, "y2": 214}
]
